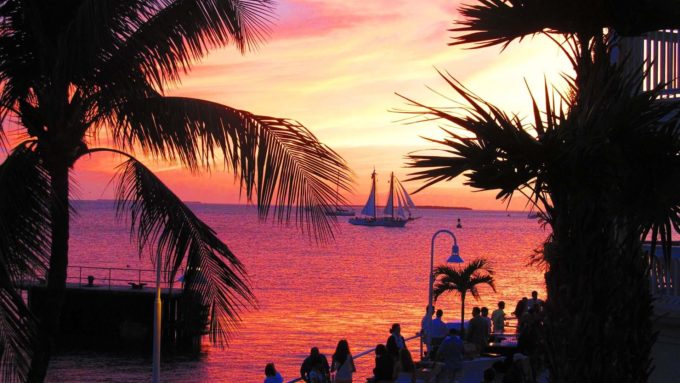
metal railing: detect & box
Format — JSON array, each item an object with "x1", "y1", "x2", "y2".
[
  {"x1": 23, "y1": 265, "x2": 183, "y2": 291},
  {"x1": 650, "y1": 256, "x2": 680, "y2": 296},
  {"x1": 643, "y1": 243, "x2": 680, "y2": 297},
  {"x1": 285, "y1": 335, "x2": 420, "y2": 383}
]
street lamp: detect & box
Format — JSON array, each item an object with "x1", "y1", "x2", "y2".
[
  {"x1": 152, "y1": 256, "x2": 162, "y2": 383},
  {"x1": 425, "y1": 229, "x2": 463, "y2": 353}
]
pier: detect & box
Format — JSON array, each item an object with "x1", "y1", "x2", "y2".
[{"x1": 21, "y1": 266, "x2": 206, "y2": 352}]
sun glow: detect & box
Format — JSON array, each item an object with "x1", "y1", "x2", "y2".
[{"x1": 70, "y1": 0, "x2": 572, "y2": 211}]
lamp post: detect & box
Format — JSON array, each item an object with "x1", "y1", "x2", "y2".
[
  {"x1": 152, "y1": 256, "x2": 162, "y2": 383},
  {"x1": 426, "y1": 229, "x2": 463, "y2": 352}
]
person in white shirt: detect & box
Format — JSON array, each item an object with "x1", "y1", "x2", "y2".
[
  {"x1": 331, "y1": 339, "x2": 356, "y2": 383},
  {"x1": 481, "y1": 307, "x2": 492, "y2": 339},
  {"x1": 491, "y1": 301, "x2": 506, "y2": 333},
  {"x1": 430, "y1": 309, "x2": 448, "y2": 359},
  {"x1": 420, "y1": 305, "x2": 434, "y2": 353}
]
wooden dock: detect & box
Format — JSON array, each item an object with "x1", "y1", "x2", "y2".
[{"x1": 22, "y1": 266, "x2": 207, "y2": 353}]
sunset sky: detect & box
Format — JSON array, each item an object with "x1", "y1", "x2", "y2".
[{"x1": 73, "y1": 0, "x2": 572, "y2": 211}]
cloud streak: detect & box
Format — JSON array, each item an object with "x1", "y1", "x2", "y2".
[{"x1": 73, "y1": 0, "x2": 571, "y2": 210}]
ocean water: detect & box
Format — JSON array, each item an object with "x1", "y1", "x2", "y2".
[{"x1": 46, "y1": 202, "x2": 548, "y2": 382}]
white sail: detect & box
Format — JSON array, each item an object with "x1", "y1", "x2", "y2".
[
  {"x1": 397, "y1": 179, "x2": 416, "y2": 209},
  {"x1": 349, "y1": 170, "x2": 413, "y2": 227},
  {"x1": 383, "y1": 173, "x2": 395, "y2": 217},
  {"x1": 360, "y1": 170, "x2": 377, "y2": 217},
  {"x1": 396, "y1": 193, "x2": 407, "y2": 219},
  {"x1": 360, "y1": 181, "x2": 376, "y2": 217}
]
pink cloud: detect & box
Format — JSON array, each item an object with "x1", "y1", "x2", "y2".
[{"x1": 272, "y1": 0, "x2": 399, "y2": 39}]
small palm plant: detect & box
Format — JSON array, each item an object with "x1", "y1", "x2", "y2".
[{"x1": 433, "y1": 258, "x2": 495, "y2": 335}]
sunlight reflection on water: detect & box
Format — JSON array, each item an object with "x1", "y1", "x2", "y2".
[{"x1": 47, "y1": 202, "x2": 548, "y2": 382}]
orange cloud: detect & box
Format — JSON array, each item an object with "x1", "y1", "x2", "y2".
[{"x1": 65, "y1": 0, "x2": 572, "y2": 212}]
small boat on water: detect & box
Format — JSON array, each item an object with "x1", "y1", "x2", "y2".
[
  {"x1": 326, "y1": 206, "x2": 356, "y2": 216},
  {"x1": 325, "y1": 171, "x2": 355, "y2": 216},
  {"x1": 349, "y1": 170, "x2": 417, "y2": 227}
]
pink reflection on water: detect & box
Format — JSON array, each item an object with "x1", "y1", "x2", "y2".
[{"x1": 47, "y1": 203, "x2": 547, "y2": 382}]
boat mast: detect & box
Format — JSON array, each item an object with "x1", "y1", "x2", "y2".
[
  {"x1": 390, "y1": 172, "x2": 395, "y2": 219},
  {"x1": 372, "y1": 169, "x2": 377, "y2": 219},
  {"x1": 335, "y1": 171, "x2": 340, "y2": 210}
]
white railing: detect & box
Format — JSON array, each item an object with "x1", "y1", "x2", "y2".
[
  {"x1": 644, "y1": 242, "x2": 680, "y2": 296},
  {"x1": 619, "y1": 30, "x2": 680, "y2": 98},
  {"x1": 641, "y1": 30, "x2": 680, "y2": 98},
  {"x1": 618, "y1": 30, "x2": 680, "y2": 98},
  {"x1": 650, "y1": 256, "x2": 680, "y2": 296}
]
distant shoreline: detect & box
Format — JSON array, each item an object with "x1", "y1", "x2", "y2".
[
  {"x1": 77, "y1": 199, "x2": 472, "y2": 211},
  {"x1": 68, "y1": 200, "x2": 562, "y2": 214},
  {"x1": 417, "y1": 205, "x2": 472, "y2": 210}
]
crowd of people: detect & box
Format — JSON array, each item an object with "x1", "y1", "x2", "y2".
[
  {"x1": 285, "y1": 323, "x2": 421, "y2": 383},
  {"x1": 417, "y1": 291, "x2": 546, "y2": 383},
  {"x1": 263, "y1": 291, "x2": 546, "y2": 383}
]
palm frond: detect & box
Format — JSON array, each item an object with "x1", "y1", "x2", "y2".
[
  {"x1": 403, "y1": 48, "x2": 680, "y2": 266},
  {"x1": 0, "y1": 143, "x2": 50, "y2": 283},
  {"x1": 433, "y1": 258, "x2": 495, "y2": 302},
  {"x1": 558, "y1": 53, "x2": 680, "y2": 265},
  {"x1": 0, "y1": 144, "x2": 51, "y2": 382},
  {"x1": 0, "y1": 1, "x2": 35, "y2": 119},
  {"x1": 109, "y1": 96, "x2": 352, "y2": 241},
  {"x1": 468, "y1": 275, "x2": 496, "y2": 300},
  {"x1": 451, "y1": 0, "x2": 558, "y2": 49},
  {"x1": 464, "y1": 258, "x2": 494, "y2": 276},
  {"x1": 60, "y1": 0, "x2": 152, "y2": 82},
  {"x1": 450, "y1": 0, "x2": 680, "y2": 50},
  {"x1": 94, "y1": 0, "x2": 274, "y2": 91},
  {"x1": 112, "y1": 156, "x2": 255, "y2": 345},
  {"x1": 609, "y1": 0, "x2": 680, "y2": 36},
  {"x1": 0, "y1": 287, "x2": 32, "y2": 383},
  {"x1": 403, "y1": 71, "x2": 546, "y2": 203}
]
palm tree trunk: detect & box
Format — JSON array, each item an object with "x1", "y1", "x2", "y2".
[
  {"x1": 542, "y1": 197, "x2": 654, "y2": 382},
  {"x1": 460, "y1": 293, "x2": 466, "y2": 336},
  {"x1": 27, "y1": 161, "x2": 70, "y2": 382}
]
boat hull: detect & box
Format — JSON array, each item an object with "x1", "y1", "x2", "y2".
[
  {"x1": 348, "y1": 217, "x2": 407, "y2": 227},
  {"x1": 326, "y1": 209, "x2": 356, "y2": 217}
]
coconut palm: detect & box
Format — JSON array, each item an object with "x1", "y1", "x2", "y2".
[
  {"x1": 402, "y1": 2, "x2": 680, "y2": 381},
  {"x1": 0, "y1": 1, "x2": 351, "y2": 382},
  {"x1": 433, "y1": 258, "x2": 495, "y2": 335}
]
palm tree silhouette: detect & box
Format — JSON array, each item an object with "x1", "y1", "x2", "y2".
[
  {"x1": 0, "y1": 1, "x2": 351, "y2": 381},
  {"x1": 402, "y1": 1, "x2": 680, "y2": 381},
  {"x1": 433, "y1": 258, "x2": 495, "y2": 335}
]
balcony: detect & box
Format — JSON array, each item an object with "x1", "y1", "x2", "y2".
[{"x1": 619, "y1": 30, "x2": 680, "y2": 99}]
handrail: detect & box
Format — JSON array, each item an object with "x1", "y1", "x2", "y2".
[
  {"x1": 20, "y1": 265, "x2": 184, "y2": 291},
  {"x1": 285, "y1": 334, "x2": 420, "y2": 383},
  {"x1": 66, "y1": 265, "x2": 180, "y2": 290}
]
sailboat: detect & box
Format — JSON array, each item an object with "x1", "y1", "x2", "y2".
[
  {"x1": 349, "y1": 170, "x2": 417, "y2": 227},
  {"x1": 325, "y1": 171, "x2": 355, "y2": 216}
]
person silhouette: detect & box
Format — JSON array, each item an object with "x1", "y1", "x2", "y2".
[{"x1": 456, "y1": 218, "x2": 462, "y2": 228}]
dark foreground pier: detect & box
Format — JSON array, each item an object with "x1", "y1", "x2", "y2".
[{"x1": 22, "y1": 266, "x2": 207, "y2": 353}]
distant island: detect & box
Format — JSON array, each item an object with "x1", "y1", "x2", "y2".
[
  {"x1": 71, "y1": 199, "x2": 204, "y2": 204},
  {"x1": 417, "y1": 205, "x2": 472, "y2": 210}
]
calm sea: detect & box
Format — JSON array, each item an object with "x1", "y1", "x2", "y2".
[{"x1": 45, "y1": 201, "x2": 548, "y2": 382}]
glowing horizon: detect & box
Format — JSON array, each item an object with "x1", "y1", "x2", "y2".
[{"x1": 68, "y1": 0, "x2": 572, "y2": 211}]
